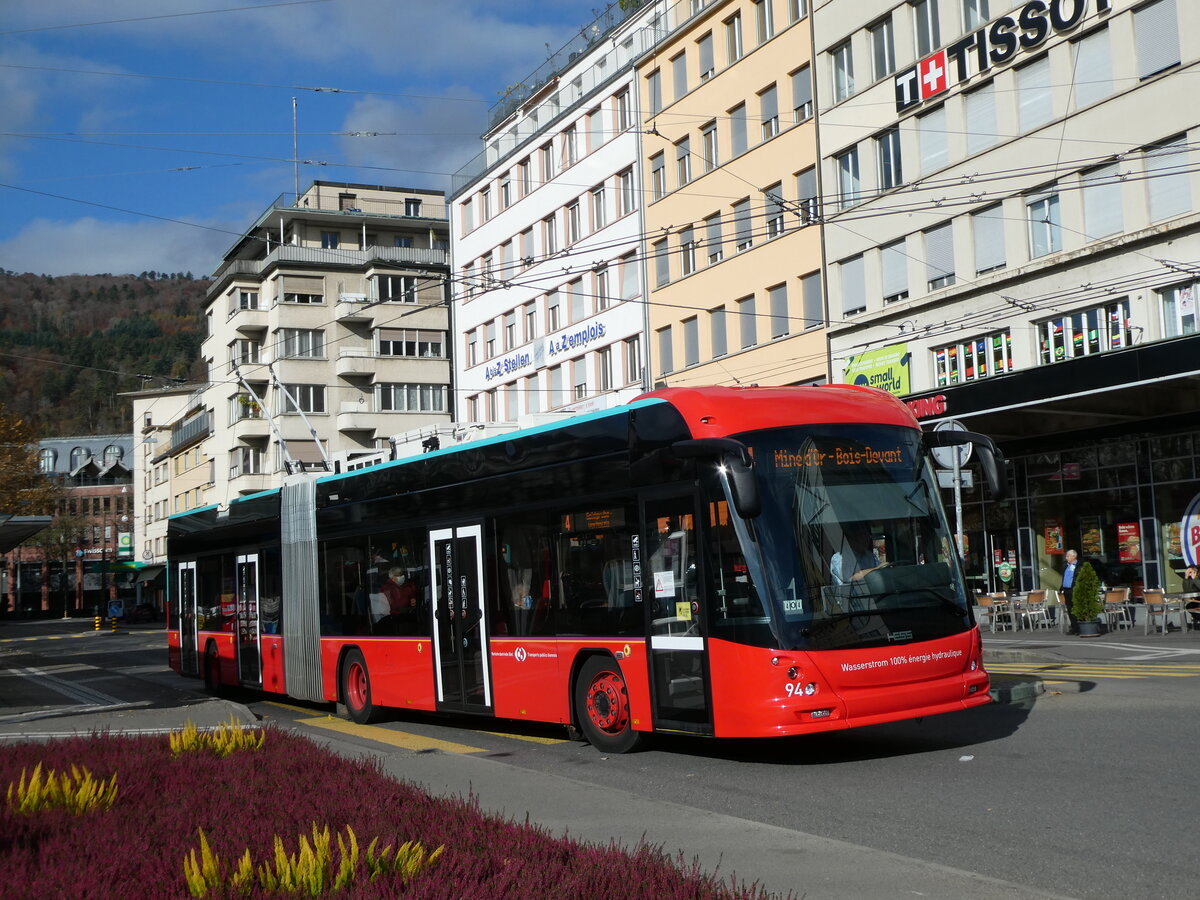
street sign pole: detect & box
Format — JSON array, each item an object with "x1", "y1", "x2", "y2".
[{"x1": 931, "y1": 420, "x2": 973, "y2": 560}]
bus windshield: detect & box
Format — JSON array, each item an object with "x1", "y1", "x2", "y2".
[{"x1": 736, "y1": 423, "x2": 971, "y2": 652}]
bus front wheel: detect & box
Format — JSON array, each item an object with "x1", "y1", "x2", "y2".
[
  {"x1": 340, "y1": 649, "x2": 381, "y2": 724},
  {"x1": 575, "y1": 656, "x2": 645, "y2": 753}
]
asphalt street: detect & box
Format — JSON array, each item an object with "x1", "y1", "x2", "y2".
[{"x1": 2, "y1": 617, "x2": 1198, "y2": 899}]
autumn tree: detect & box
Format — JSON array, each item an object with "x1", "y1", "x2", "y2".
[{"x1": 0, "y1": 406, "x2": 61, "y2": 514}]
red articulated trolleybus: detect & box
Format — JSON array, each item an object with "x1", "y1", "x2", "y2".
[{"x1": 167, "y1": 385, "x2": 1006, "y2": 752}]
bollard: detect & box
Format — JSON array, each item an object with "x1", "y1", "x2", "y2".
[
  {"x1": 95, "y1": 616, "x2": 101, "y2": 632},
  {"x1": 111, "y1": 615, "x2": 118, "y2": 633}
]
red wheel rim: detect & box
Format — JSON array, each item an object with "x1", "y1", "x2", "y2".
[
  {"x1": 346, "y1": 662, "x2": 368, "y2": 710},
  {"x1": 585, "y1": 671, "x2": 629, "y2": 734}
]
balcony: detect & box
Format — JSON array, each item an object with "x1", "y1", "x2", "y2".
[
  {"x1": 211, "y1": 245, "x2": 449, "y2": 288},
  {"x1": 336, "y1": 348, "x2": 376, "y2": 379},
  {"x1": 231, "y1": 415, "x2": 270, "y2": 441},
  {"x1": 229, "y1": 306, "x2": 268, "y2": 335},
  {"x1": 335, "y1": 294, "x2": 373, "y2": 323},
  {"x1": 337, "y1": 402, "x2": 376, "y2": 434},
  {"x1": 229, "y1": 473, "x2": 273, "y2": 496}
]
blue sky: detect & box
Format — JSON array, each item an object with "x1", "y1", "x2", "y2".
[{"x1": 0, "y1": 0, "x2": 601, "y2": 277}]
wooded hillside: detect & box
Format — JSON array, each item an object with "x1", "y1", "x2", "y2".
[{"x1": 0, "y1": 270, "x2": 209, "y2": 436}]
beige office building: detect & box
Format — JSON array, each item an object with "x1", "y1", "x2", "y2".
[{"x1": 639, "y1": 0, "x2": 827, "y2": 388}]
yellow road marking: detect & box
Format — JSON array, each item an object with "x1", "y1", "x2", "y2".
[
  {"x1": 479, "y1": 730, "x2": 568, "y2": 745},
  {"x1": 988, "y1": 664, "x2": 1200, "y2": 679},
  {"x1": 0, "y1": 633, "x2": 97, "y2": 644},
  {"x1": 263, "y1": 700, "x2": 328, "y2": 716},
  {"x1": 296, "y1": 716, "x2": 485, "y2": 754}
]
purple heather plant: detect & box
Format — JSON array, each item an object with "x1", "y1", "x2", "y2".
[{"x1": 0, "y1": 729, "x2": 780, "y2": 900}]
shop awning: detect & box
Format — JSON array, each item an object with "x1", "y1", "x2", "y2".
[
  {"x1": 905, "y1": 333, "x2": 1200, "y2": 450},
  {"x1": 0, "y1": 515, "x2": 54, "y2": 553},
  {"x1": 136, "y1": 565, "x2": 165, "y2": 584}
]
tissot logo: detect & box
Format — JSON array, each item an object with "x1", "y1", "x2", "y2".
[{"x1": 895, "y1": 0, "x2": 1112, "y2": 112}]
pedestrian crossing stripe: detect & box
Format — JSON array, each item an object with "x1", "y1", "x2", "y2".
[{"x1": 987, "y1": 663, "x2": 1200, "y2": 679}]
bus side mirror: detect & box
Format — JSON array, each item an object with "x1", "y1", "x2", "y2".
[
  {"x1": 671, "y1": 438, "x2": 762, "y2": 519},
  {"x1": 925, "y1": 430, "x2": 1008, "y2": 500}
]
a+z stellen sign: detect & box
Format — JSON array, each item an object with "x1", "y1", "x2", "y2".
[{"x1": 895, "y1": 0, "x2": 1112, "y2": 113}]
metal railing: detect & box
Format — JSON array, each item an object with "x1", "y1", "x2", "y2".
[
  {"x1": 267, "y1": 192, "x2": 448, "y2": 220},
  {"x1": 211, "y1": 245, "x2": 449, "y2": 285}
]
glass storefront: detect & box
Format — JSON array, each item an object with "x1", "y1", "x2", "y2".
[{"x1": 952, "y1": 429, "x2": 1200, "y2": 599}]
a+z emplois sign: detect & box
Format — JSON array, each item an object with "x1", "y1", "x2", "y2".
[{"x1": 895, "y1": 0, "x2": 1112, "y2": 113}]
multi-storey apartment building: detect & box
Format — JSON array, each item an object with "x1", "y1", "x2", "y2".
[
  {"x1": 814, "y1": 0, "x2": 1200, "y2": 595},
  {"x1": 639, "y1": 0, "x2": 827, "y2": 388},
  {"x1": 450, "y1": 3, "x2": 669, "y2": 422},
  {"x1": 146, "y1": 182, "x2": 452, "y2": 527}
]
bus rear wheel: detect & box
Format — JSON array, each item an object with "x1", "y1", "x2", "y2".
[
  {"x1": 575, "y1": 656, "x2": 645, "y2": 753},
  {"x1": 340, "y1": 649, "x2": 381, "y2": 724}
]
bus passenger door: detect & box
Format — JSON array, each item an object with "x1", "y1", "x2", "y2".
[
  {"x1": 235, "y1": 553, "x2": 262, "y2": 687},
  {"x1": 643, "y1": 493, "x2": 712, "y2": 734},
  {"x1": 178, "y1": 561, "x2": 198, "y2": 677},
  {"x1": 429, "y1": 524, "x2": 492, "y2": 713}
]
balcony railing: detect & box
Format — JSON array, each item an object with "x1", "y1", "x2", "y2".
[
  {"x1": 267, "y1": 192, "x2": 448, "y2": 220},
  {"x1": 211, "y1": 245, "x2": 448, "y2": 287}
]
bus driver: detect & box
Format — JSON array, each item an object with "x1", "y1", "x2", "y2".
[{"x1": 830, "y1": 522, "x2": 888, "y2": 585}]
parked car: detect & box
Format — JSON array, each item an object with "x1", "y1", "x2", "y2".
[{"x1": 126, "y1": 603, "x2": 158, "y2": 623}]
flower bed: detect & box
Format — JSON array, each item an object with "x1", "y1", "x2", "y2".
[{"x1": 0, "y1": 728, "x2": 778, "y2": 899}]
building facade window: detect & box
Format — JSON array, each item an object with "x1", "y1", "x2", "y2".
[
  {"x1": 792, "y1": 65, "x2": 813, "y2": 122},
  {"x1": 1135, "y1": 0, "x2": 1180, "y2": 80},
  {"x1": 965, "y1": 82, "x2": 998, "y2": 154},
  {"x1": 934, "y1": 330, "x2": 1012, "y2": 386},
  {"x1": 836, "y1": 147, "x2": 860, "y2": 209},
  {"x1": 764, "y1": 184, "x2": 785, "y2": 238},
  {"x1": 650, "y1": 152, "x2": 666, "y2": 200},
  {"x1": 698, "y1": 32, "x2": 714, "y2": 80},
  {"x1": 1038, "y1": 299, "x2": 1132, "y2": 363},
  {"x1": 280, "y1": 384, "x2": 325, "y2": 414},
  {"x1": 679, "y1": 227, "x2": 697, "y2": 277},
  {"x1": 912, "y1": 0, "x2": 940, "y2": 57},
  {"x1": 876, "y1": 127, "x2": 902, "y2": 191},
  {"x1": 654, "y1": 239, "x2": 670, "y2": 287},
  {"x1": 962, "y1": 0, "x2": 989, "y2": 30},
  {"x1": 925, "y1": 223, "x2": 955, "y2": 289},
  {"x1": 738, "y1": 295, "x2": 757, "y2": 348},
  {"x1": 676, "y1": 136, "x2": 692, "y2": 187},
  {"x1": 1017, "y1": 56, "x2": 1053, "y2": 132},
  {"x1": 881, "y1": 240, "x2": 908, "y2": 303},
  {"x1": 658, "y1": 326, "x2": 674, "y2": 375},
  {"x1": 701, "y1": 121, "x2": 718, "y2": 171},
  {"x1": 598, "y1": 347, "x2": 613, "y2": 392},
  {"x1": 1161, "y1": 281, "x2": 1200, "y2": 337},
  {"x1": 320, "y1": 231, "x2": 339, "y2": 249},
  {"x1": 710, "y1": 306, "x2": 727, "y2": 358},
  {"x1": 1082, "y1": 164, "x2": 1123, "y2": 240},
  {"x1": 1144, "y1": 136, "x2": 1190, "y2": 222},
  {"x1": 869, "y1": 17, "x2": 895, "y2": 80},
  {"x1": 796, "y1": 167, "x2": 818, "y2": 223},
  {"x1": 277, "y1": 328, "x2": 324, "y2": 359},
  {"x1": 648, "y1": 68, "x2": 662, "y2": 115},
  {"x1": 378, "y1": 274, "x2": 416, "y2": 302},
  {"x1": 768, "y1": 284, "x2": 789, "y2": 338},
  {"x1": 972, "y1": 204, "x2": 1006, "y2": 274},
  {"x1": 730, "y1": 103, "x2": 748, "y2": 156},
  {"x1": 1027, "y1": 190, "x2": 1062, "y2": 258},
  {"x1": 759, "y1": 84, "x2": 779, "y2": 141},
  {"x1": 918, "y1": 106, "x2": 947, "y2": 175},
  {"x1": 726, "y1": 12, "x2": 743, "y2": 63},
  {"x1": 683, "y1": 317, "x2": 700, "y2": 367},
  {"x1": 705, "y1": 213, "x2": 724, "y2": 264},
  {"x1": 754, "y1": 0, "x2": 774, "y2": 44},
  {"x1": 840, "y1": 256, "x2": 866, "y2": 316},
  {"x1": 625, "y1": 335, "x2": 642, "y2": 384},
  {"x1": 1073, "y1": 26, "x2": 1113, "y2": 108},
  {"x1": 672, "y1": 52, "x2": 688, "y2": 101},
  {"x1": 379, "y1": 329, "x2": 444, "y2": 357},
  {"x1": 732, "y1": 198, "x2": 753, "y2": 251},
  {"x1": 832, "y1": 41, "x2": 854, "y2": 102},
  {"x1": 619, "y1": 168, "x2": 636, "y2": 215},
  {"x1": 379, "y1": 383, "x2": 447, "y2": 412},
  {"x1": 801, "y1": 271, "x2": 822, "y2": 328}
]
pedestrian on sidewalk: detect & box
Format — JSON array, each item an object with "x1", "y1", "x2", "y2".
[{"x1": 1061, "y1": 549, "x2": 1080, "y2": 634}]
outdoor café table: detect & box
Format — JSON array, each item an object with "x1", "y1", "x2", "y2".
[{"x1": 1165, "y1": 592, "x2": 1199, "y2": 631}]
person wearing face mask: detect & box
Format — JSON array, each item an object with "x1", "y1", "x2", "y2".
[{"x1": 381, "y1": 566, "x2": 417, "y2": 614}]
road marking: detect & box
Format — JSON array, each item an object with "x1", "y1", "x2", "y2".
[
  {"x1": 987, "y1": 662, "x2": 1200, "y2": 680},
  {"x1": 479, "y1": 729, "x2": 569, "y2": 745},
  {"x1": 296, "y1": 716, "x2": 485, "y2": 754},
  {"x1": 263, "y1": 700, "x2": 328, "y2": 716},
  {"x1": 0, "y1": 632, "x2": 99, "y2": 645}
]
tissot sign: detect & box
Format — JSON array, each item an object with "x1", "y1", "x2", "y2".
[{"x1": 895, "y1": 0, "x2": 1112, "y2": 112}]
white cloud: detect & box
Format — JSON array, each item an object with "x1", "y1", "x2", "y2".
[
  {"x1": 335, "y1": 90, "x2": 489, "y2": 192},
  {"x1": 0, "y1": 217, "x2": 231, "y2": 277}
]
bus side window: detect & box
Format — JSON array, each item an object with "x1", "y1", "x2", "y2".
[
  {"x1": 555, "y1": 503, "x2": 639, "y2": 637},
  {"x1": 495, "y1": 516, "x2": 555, "y2": 637}
]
